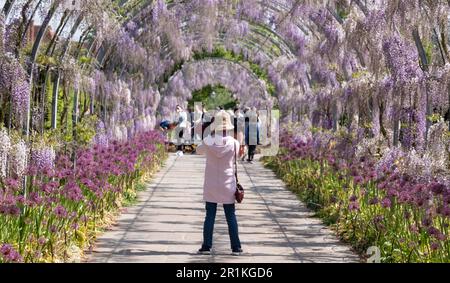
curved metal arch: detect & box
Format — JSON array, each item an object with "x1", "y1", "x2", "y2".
[
  {"x1": 162, "y1": 57, "x2": 271, "y2": 104},
  {"x1": 123, "y1": 0, "x2": 305, "y2": 57}
]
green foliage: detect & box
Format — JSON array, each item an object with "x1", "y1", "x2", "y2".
[
  {"x1": 263, "y1": 152, "x2": 450, "y2": 263},
  {"x1": 428, "y1": 113, "x2": 442, "y2": 123},
  {"x1": 36, "y1": 54, "x2": 57, "y2": 67},
  {"x1": 188, "y1": 85, "x2": 237, "y2": 110},
  {"x1": 337, "y1": 5, "x2": 350, "y2": 20},
  {"x1": 74, "y1": 115, "x2": 98, "y2": 146},
  {"x1": 424, "y1": 40, "x2": 433, "y2": 65},
  {"x1": 163, "y1": 60, "x2": 185, "y2": 83},
  {"x1": 79, "y1": 56, "x2": 93, "y2": 65},
  {"x1": 351, "y1": 70, "x2": 370, "y2": 79}
]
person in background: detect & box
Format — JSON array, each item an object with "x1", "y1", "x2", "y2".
[
  {"x1": 188, "y1": 106, "x2": 194, "y2": 147},
  {"x1": 233, "y1": 107, "x2": 245, "y2": 160},
  {"x1": 201, "y1": 106, "x2": 213, "y2": 140},
  {"x1": 196, "y1": 110, "x2": 243, "y2": 256},
  {"x1": 175, "y1": 105, "x2": 188, "y2": 156},
  {"x1": 243, "y1": 107, "x2": 250, "y2": 162},
  {"x1": 191, "y1": 104, "x2": 204, "y2": 154},
  {"x1": 159, "y1": 120, "x2": 172, "y2": 131},
  {"x1": 244, "y1": 108, "x2": 260, "y2": 163}
]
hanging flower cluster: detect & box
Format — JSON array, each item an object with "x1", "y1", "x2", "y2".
[
  {"x1": 30, "y1": 146, "x2": 56, "y2": 172},
  {"x1": 9, "y1": 140, "x2": 27, "y2": 178},
  {"x1": 163, "y1": 59, "x2": 271, "y2": 111},
  {"x1": 0, "y1": 129, "x2": 11, "y2": 179},
  {"x1": 0, "y1": 54, "x2": 30, "y2": 120},
  {"x1": 0, "y1": 130, "x2": 29, "y2": 180}
]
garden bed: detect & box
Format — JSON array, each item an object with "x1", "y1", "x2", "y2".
[
  {"x1": 0, "y1": 130, "x2": 168, "y2": 263},
  {"x1": 262, "y1": 129, "x2": 449, "y2": 263}
]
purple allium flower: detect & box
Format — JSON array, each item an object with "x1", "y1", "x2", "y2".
[
  {"x1": 430, "y1": 182, "x2": 446, "y2": 195},
  {"x1": 427, "y1": 226, "x2": 439, "y2": 236},
  {"x1": 410, "y1": 225, "x2": 419, "y2": 234},
  {"x1": 404, "y1": 211, "x2": 411, "y2": 219},
  {"x1": 349, "y1": 195, "x2": 358, "y2": 202},
  {"x1": 50, "y1": 225, "x2": 57, "y2": 233},
  {"x1": 348, "y1": 201, "x2": 360, "y2": 211},
  {"x1": 38, "y1": 237, "x2": 46, "y2": 245},
  {"x1": 0, "y1": 244, "x2": 23, "y2": 263},
  {"x1": 381, "y1": 197, "x2": 392, "y2": 208},
  {"x1": 80, "y1": 215, "x2": 88, "y2": 223},
  {"x1": 64, "y1": 181, "x2": 84, "y2": 202},
  {"x1": 398, "y1": 191, "x2": 410, "y2": 204},
  {"x1": 443, "y1": 206, "x2": 450, "y2": 217},
  {"x1": 360, "y1": 189, "x2": 368, "y2": 197},
  {"x1": 8, "y1": 205, "x2": 20, "y2": 216},
  {"x1": 353, "y1": 175, "x2": 364, "y2": 185},
  {"x1": 387, "y1": 189, "x2": 399, "y2": 198},
  {"x1": 5, "y1": 178, "x2": 20, "y2": 191},
  {"x1": 430, "y1": 242, "x2": 440, "y2": 251},
  {"x1": 377, "y1": 182, "x2": 386, "y2": 190},
  {"x1": 54, "y1": 205, "x2": 68, "y2": 218},
  {"x1": 422, "y1": 217, "x2": 432, "y2": 227},
  {"x1": 373, "y1": 215, "x2": 384, "y2": 223},
  {"x1": 369, "y1": 197, "x2": 379, "y2": 205}
]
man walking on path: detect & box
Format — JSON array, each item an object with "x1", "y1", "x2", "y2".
[{"x1": 176, "y1": 105, "x2": 188, "y2": 156}]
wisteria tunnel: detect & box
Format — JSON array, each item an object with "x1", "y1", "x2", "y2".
[{"x1": 0, "y1": 0, "x2": 449, "y2": 264}]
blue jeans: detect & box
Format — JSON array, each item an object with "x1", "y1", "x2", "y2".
[{"x1": 202, "y1": 202, "x2": 241, "y2": 251}]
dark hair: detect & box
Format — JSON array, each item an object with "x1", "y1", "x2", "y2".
[{"x1": 202, "y1": 117, "x2": 215, "y2": 132}]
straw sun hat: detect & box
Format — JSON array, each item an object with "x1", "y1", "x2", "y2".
[{"x1": 213, "y1": 110, "x2": 234, "y2": 132}]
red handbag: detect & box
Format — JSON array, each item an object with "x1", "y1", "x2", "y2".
[{"x1": 234, "y1": 143, "x2": 245, "y2": 203}]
